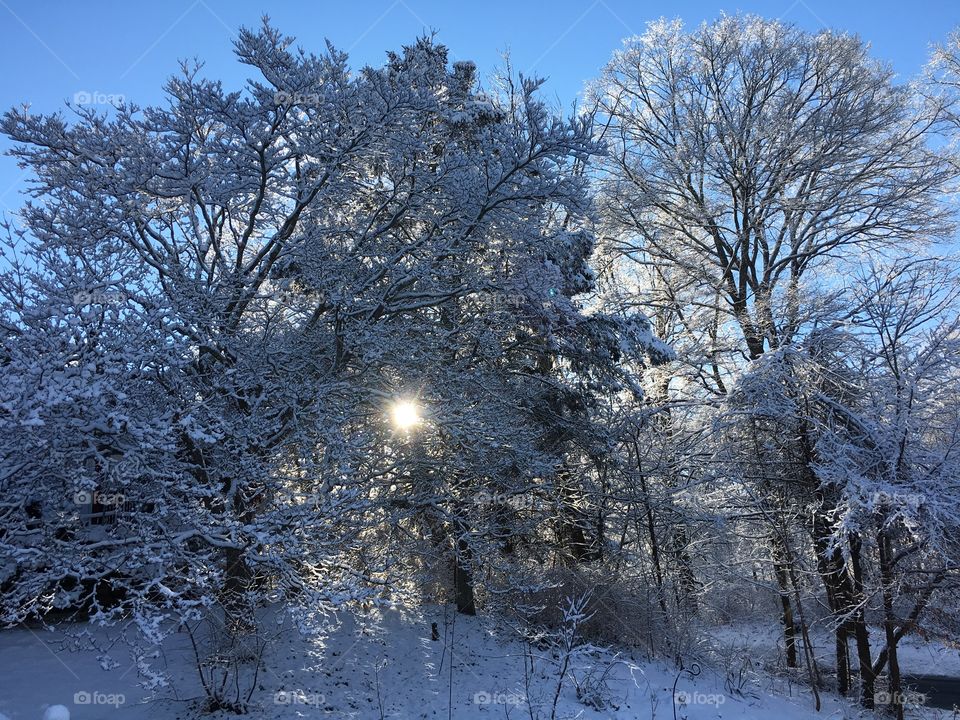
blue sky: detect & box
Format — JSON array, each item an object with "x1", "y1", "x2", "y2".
[{"x1": 1, "y1": 0, "x2": 958, "y2": 215}]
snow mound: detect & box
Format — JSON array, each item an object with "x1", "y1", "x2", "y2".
[{"x1": 42, "y1": 706, "x2": 70, "y2": 720}]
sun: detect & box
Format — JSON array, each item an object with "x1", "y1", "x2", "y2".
[{"x1": 390, "y1": 400, "x2": 421, "y2": 430}]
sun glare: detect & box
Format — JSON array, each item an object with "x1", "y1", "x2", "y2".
[{"x1": 390, "y1": 400, "x2": 421, "y2": 430}]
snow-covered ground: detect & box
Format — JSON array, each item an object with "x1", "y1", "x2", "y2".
[
  {"x1": 709, "y1": 622, "x2": 960, "y2": 678},
  {"x1": 0, "y1": 607, "x2": 956, "y2": 719}
]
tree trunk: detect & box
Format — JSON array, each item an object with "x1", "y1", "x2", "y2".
[
  {"x1": 634, "y1": 451, "x2": 669, "y2": 617},
  {"x1": 878, "y1": 531, "x2": 903, "y2": 720},
  {"x1": 222, "y1": 544, "x2": 255, "y2": 634},
  {"x1": 555, "y1": 471, "x2": 595, "y2": 561},
  {"x1": 848, "y1": 534, "x2": 876, "y2": 708},
  {"x1": 772, "y1": 533, "x2": 799, "y2": 668},
  {"x1": 672, "y1": 525, "x2": 698, "y2": 614},
  {"x1": 782, "y1": 534, "x2": 822, "y2": 710},
  {"x1": 454, "y1": 534, "x2": 476, "y2": 616},
  {"x1": 811, "y1": 507, "x2": 853, "y2": 694}
]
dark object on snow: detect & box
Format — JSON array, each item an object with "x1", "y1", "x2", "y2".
[{"x1": 431, "y1": 622, "x2": 440, "y2": 641}]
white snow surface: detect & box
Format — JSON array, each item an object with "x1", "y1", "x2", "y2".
[{"x1": 0, "y1": 607, "x2": 956, "y2": 718}]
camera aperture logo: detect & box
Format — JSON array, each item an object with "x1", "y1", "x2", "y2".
[{"x1": 73, "y1": 690, "x2": 125, "y2": 707}]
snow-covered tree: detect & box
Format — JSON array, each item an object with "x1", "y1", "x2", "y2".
[
  {"x1": 0, "y1": 21, "x2": 666, "y2": 707},
  {"x1": 590, "y1": 14, "x2": 958, "y2": 707},
  {"x1": 593, "y1": 15, "x2": 953, "y2": 362}
]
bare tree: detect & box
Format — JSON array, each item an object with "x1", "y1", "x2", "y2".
[
  {"x1": 593, "y1": 15, "x2": 953, "y2": 363},
  {"x1": 591, "y1": 13, "x2": 956, "y2": 692}
]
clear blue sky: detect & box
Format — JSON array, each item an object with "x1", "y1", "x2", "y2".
[{"x1": 1, "y1": 0, "x2": 958, "y2": 216}]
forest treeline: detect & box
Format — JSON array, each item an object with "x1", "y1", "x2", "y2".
[{"x1": 1, "y1": 16, "x2": 959, "y2": 716}]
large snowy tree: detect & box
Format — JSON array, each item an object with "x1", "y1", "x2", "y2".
[
  {"x1": 590, "y1": 14, "x2": 958, "y2": 708},
  {"x1": 0, "y1": 22, "x2": 666, "y2": 707}
]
